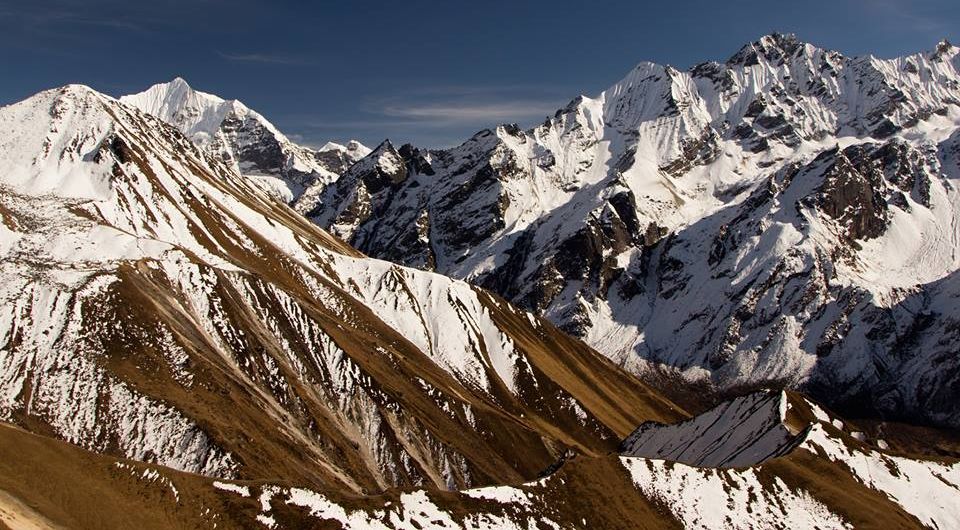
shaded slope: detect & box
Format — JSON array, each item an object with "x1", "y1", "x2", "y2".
[{"x1": 621, "y1": 390, "x2": 804, "y2": 467}]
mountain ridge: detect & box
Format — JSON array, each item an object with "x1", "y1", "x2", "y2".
[
  {"x1": 3, "y1": 33, "x2": 960, "y2": 529},
  {"x1": 0, "y1": 83, "x2": 684, "y2": 494},
  {"x1": 2, "y1": 386, "x2": 956, "y2": 529},
  {"x1": 120, "y1": 78, "x2": 370, "y2": 203},
  {"x1": 302, "y1": 33, "x2": 960, "y2": 428}
]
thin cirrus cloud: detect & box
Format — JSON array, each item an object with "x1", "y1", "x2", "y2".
[
  {"x1": 0, "y1": 6, "x2": 151, "y2": 34},
  {"x1": 380, "y1": 101, "x2": 559, "y2": 122},
  {"x1": 285, "y1": 85, "x2": 574, "y2": 147},
  {"x1": 367, "y1": 85, "x2": 572, "y2": 125},
  {"x1": 217, "y1": 51, "x2": 311, "y2": 65}
]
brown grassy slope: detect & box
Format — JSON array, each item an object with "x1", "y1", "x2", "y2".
[
  {"x1": 7, "y1": 231, "x2": 688, "y2": 495},
  {"x1": 0, "y1": 423, "x2": 256, "y2": 529},
  {"x1": 0, "y1": 414, "x2": 950, "y2": 530},
  {"x1": 0, "y1": 421, "x2": 684, "y2": 530},
  {"x1": 763, "y1": 450, "x2": 927, "y2": 530},
  {"x1": 479, "y1": 288, "x2": 687, "y2": 438}
]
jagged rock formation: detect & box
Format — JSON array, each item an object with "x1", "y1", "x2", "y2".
[
  {"x1": 305, "y1": 35, "x2": 960, "y2": 428},
  {"x1": 0, "y1": 84, "x2": 685, "y2": 495},
  {"x1": 120, "y1": 78, "x2": 370, "y2": 202}
]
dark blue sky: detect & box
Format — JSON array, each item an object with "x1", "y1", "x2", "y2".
[{"x1": 2, "y1": 0, "x2": 958, "y2": 148}]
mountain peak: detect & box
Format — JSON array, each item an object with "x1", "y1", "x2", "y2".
[
  {"x1": 149, "y1": 77, "x2": 205, "y2": 101},
  {"x1": 0, "y1": 83, "x2": 149, "y2": 201},
  {"x1": 338, "y1": 139, "x2": 406, "y2": 184},
  {"x1": 933, "y1": 38, "x2": 958, "y2": 60},
  {"x1": 757, "y1": 32, "x2": 801, "y2": 50},
  {"x1": 122, "y1": 78, "x2": 229, "y2": 113},
  {"x1": 370, "y1": 138, "x2": 397, "y2": 154},
  {"x1": 167, "y1": 76, "x2": 191, "y2": 89},
  {"x1": 319, "y1": 141, "x2": 346, "y2": 151},
  {"x1": 319, "y1": 139, "x2": 372, "y2": 158},
  {"x1": 727, "y1": 32, "x2": 811, "y2": 66},
  {"x1": 120, "y1": 79, "x2": 242, "y2": 141},
  {"x1": 53, "y1": 83, "x2": 107, "y2": 103},
  {"x1": 18, "y1": 84, "x2": 114, "y2": 123},
  {"x1": 344, "y1": 139, "x2": 371, "y2": 154}
]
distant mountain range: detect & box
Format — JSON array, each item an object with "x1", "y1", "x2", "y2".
[
  {"x1": 298, "y1": 33, "x2": 960, "y2": 429},
  {"x1": 0, "y1": 33, "x2": 959, "y2": 529}
]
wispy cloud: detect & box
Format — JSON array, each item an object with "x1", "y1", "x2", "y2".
[
  {"x1": 361, "y1": 84, "x2": 572, "y2": 126},
  {"x1": 380, "y1": 101, "x2": 558, "y2": 122},
  {"x1": 217, "y1": 51, "x2": 311, "y2": 65},
  {"x1": 1, "y1": 7, "x2": 151, "y2": 33},
  {"x1": 299, "y1": 119, "x2": 440, "y2": 130},
  {"x1": 279, "y1": 84, "x2": 574, "y2": 148},
  {"x1": 382, "y1": 83, "x2": 578, "y2": 98}
]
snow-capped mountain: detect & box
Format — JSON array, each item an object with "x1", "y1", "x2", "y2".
[
  {"x1": 307, "y1": 34, "x2": 960, "y2": 428},
  {"x1": 0, "y1": 84, "x2": 686, "y2": 493},
  {"x1": 2, "y1": 76, "x2": 959, "y2": 530},
  {"x1": 120, "y1": 78, "x2": 369, "y2": 202}
]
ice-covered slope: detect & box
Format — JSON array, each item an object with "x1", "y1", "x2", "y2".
[
  {"x1": 620, "y1": 390, "x2": 804, "y2": 467},
  {"x1": 120, "y1": 78, "x2": 369, "y2": 202},
  {"x1": 0, "y1": 84, "x2": 684, "y2": 493},
  {"x1": 622, "y1": 390, "x2": 960, "y2": 530},
  {"x1": 307, "y1": 34, "x2": 960, "y2": 427}
]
